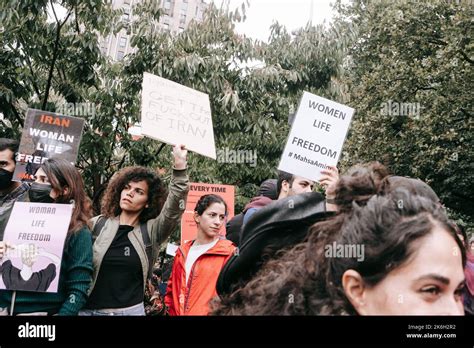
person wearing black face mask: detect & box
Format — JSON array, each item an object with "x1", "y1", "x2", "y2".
[
  {"x1": 0, "y1": 158, "x2": 93, "y2": 316},
  {"x1": 28, "y1": 182, "x2": 55, "y2": 203},
  {"x1": 0, "y1": 139, "x2": 30, "y2": 240},
  {"x1": 0, "y1": 167, "x2": 14, "y2": 190}
]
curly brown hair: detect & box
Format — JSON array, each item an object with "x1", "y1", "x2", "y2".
[
  {"x1": 211, "y1": 164, "x2": 466, "y2": 315},
  {"x1": 100, "y1": 166, "x2": 167, "y2": 223}
]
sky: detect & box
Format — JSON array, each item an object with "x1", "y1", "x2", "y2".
[
  {"x1": 49, "y1": 1, "x2": 339, "y2": 43},
  {"x1": 210, "y1": 0, "x2": 338, "y2": 42}
]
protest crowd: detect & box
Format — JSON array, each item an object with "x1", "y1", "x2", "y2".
[{"x1": 0, "y1": 131, "x2": 473, "y2": 316}]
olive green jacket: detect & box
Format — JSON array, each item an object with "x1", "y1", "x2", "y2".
[{"x1": 88, "y1": 169, "x2": 189, "y2": 296}]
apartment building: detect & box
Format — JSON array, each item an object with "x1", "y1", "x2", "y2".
[{"x1": 99, "y1": 0, "x2": 208, "y2": 61}]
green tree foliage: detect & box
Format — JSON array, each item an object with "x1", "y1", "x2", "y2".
[
  {"x1": 0, "y1": 0, "x2": 123, "y2": 210},
  {"x1": 1, "y1": 1, "x2": 346, "y2": 213},
  {"x1": 1, "y1": 0, "x2": 470, "y2": 233},
  {"x1": 336, "y1": 0, "x2": 473, "y2": 230},
  {"x1": 117, "y1": 2, "x2": 348, "y2": 211},
  {"x1": 0, "y1": 0, "x2": 118, "y2": 130}
]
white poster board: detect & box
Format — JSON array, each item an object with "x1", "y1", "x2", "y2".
[
  {"x1": 166, "y1": 243, "x2": 178, "y2": 257},
  {"x1": 0, "y1": 202, "x2": 73, "y2": 293},
  {"x1": 141, "y1": 72, "x2": 216, "y2": 159},
  {"x1": 278, "y1": 92, "x2": 354, "y2": 181}
]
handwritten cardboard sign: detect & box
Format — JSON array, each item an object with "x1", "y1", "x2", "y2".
[{"x1": 141, "y1": 72, "x2": 217, "y2": 159}]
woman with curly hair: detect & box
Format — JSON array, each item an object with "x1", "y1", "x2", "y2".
[
  {"x1": 212, "y1": 166, "x2": 466, "y2": 315},
  {"x1": 80, "y1": 144, "x2": 189, "y2": 316}
]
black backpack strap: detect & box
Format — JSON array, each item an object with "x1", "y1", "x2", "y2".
[
  {"x1": 92, "y1": 216, "x2": 107, "y2": 244},
  {"x1": 139, "y1": 222, "x2": 153, "y2": 279}
]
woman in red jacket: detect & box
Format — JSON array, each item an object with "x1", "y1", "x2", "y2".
[{"x1": 165, "y1": 194, "x2": 236, "y2": 315}]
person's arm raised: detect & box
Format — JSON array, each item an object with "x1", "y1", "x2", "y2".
[
  {"x1": 148, "y1": 144, "x2": 190, "y2": 246},
  {"x1": 172, "y1": 144, "x2": 187, "y2": 170},
  {"x1": 319, "y1": 165, "x2": 339, "y2": 212}
]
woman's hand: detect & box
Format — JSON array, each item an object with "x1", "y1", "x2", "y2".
[
  {"x1": 319, "y1": 166, "x2": 339, "y2": 199},
  {"x1": 172, "y1": 144, "x2": 188, "y2": 170},
  {"x1": 0, "y1": 241, "x2": 13, "y2": 259}
]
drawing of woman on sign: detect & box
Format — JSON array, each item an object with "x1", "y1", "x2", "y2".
[
  {"x1": 0, "y1": 243, "x2": 59, "y2": 292},
  {"x1": 25, "y1": 150, "x2": 46, "y2": 181}
]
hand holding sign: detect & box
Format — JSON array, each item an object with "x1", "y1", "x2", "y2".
[
  {"x1": 319, "y1": 166, "x2": 339, "y2": 198},
  {"x1": 0, "y1": 241, "x2": 13, "y2": 259},
  {"x1": 172, "y1": 144, "x2": 188, "y2": 170}
]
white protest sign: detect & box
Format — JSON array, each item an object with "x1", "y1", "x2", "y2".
[
  {"x1": 278, "y1": 92, "x2": 354, "y2": 181},
  {"x1": 166, "y1": 243, "x2": 178, "y2": 257},
  {"x1": 141, "y1": 72, "x2": 216, "y2": 159},
  {"x1": 0, "y1": 202, "x2": 73, "y2": 293}
]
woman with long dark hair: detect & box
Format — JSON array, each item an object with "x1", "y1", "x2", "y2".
[
  {"x1": 212, "y1": 168, "x2": 466, "y2": 315},
  {"x1": 0, "y1": 158, "x2": 93, "y2": 315}
]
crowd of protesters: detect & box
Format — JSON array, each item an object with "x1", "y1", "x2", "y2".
[{"x1": 0, "y1": 137, "x2": 472, "y2": 316}]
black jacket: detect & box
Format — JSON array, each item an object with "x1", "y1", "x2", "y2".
[{"x1": 217, "y1": 192, "x2": 334, "y2": 296}]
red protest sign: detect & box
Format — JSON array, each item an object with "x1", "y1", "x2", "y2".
[{"x1": 180, "y1": 183, "x2": 235, "y2": 245}]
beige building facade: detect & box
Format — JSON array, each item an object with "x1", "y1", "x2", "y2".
[{"x1": 99, "y1": 0, "x2": 208, "y2": 61}]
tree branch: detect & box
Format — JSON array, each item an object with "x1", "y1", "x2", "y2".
[
  {"x1": 155, "y1": 142, "x2": 166, "y2": 157},
  {"x1": 427, "y1": 36, "x2": 473, "y2": 65},
  {"x1": 78, "y1": 151, "x2": 91, "y2": 166},
  {"x1": 11, "y1": 107, "x2": 24, "y2": 128},
  {"x1": 105, "y1": 109, "x2": 122, "y2": 171},
  {"x1": 116, "y1": 153, "x2": 128, "y2": 170},
  {"x1": 105, "y1": 154, "x2": 128, "y2": 182},
  {"x1": 24, "y1": 56, "x2": 42, "y2": 97},
  {"x1": 458, "y1": 50, "x2": 473, "y2": 65},
  {"x1": 50, "y1": 0, "x2": 59, "y2": 24},
  {"x1": 75, "y1": 4, "x2": 81, "y2": 33},
  {"x1": 12, "y1": 36, "x2": 42, "y2": 97},
  {"x1": 427, "y1": 39, "x2": 447, "y2": 46},
  {"x1": 42, "y1": 5, "x2": 72, "y2": 109},
  {"x1": 414, "y1": 86, "x2": 437, "y2": 95}
]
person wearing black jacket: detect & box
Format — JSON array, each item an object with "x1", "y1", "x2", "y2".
[{"x1": 225, "y1": 179, "x2": 277, "y2": 245}]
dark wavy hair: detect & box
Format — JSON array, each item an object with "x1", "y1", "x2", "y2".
[
  {"x1": 331, "y1": 161, "x2": 389, "y2": 212},
  {"x1": 101, "y1": 166, "x2": 166, "y2": 223},
  {"x1": 40, "y1": 158, "x2": 92, "y2": 234},
  {"x1": 211, "y1": 165, "x2": 466, "y2": 315},
  {"x1": 195, "y1": 194, "x2": 227, "y2": 216}
]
